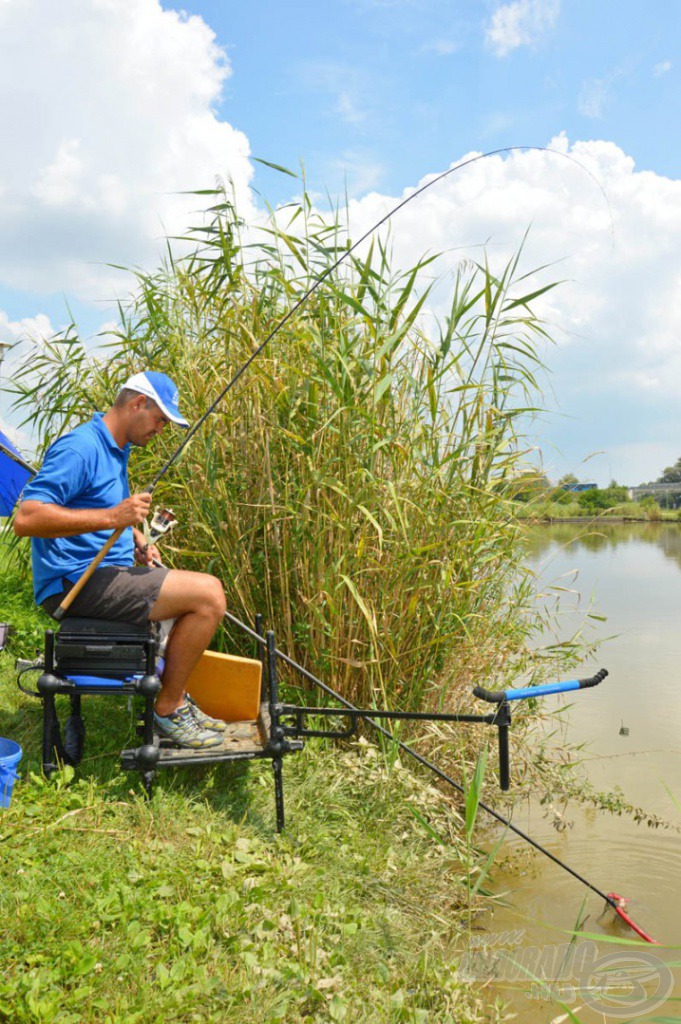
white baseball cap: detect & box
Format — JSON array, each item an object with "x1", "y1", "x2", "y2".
[{"x1": 123, "y1": 371, "x2": 189, "y2": 427}]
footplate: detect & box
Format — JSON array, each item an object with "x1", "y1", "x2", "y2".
[{"x1": 120, "y1": 704, "x2": 303, "y2": 771}]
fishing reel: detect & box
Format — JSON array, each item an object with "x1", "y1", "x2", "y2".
[
  {"x1": 147, "y1": 507, "x2": 177, "y2": 546},
  {"x1": 138, "y1": 507, "x2": 177, "y2": 559}
]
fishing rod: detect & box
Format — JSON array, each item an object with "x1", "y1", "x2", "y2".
[{"x1": 53, "y1": 143, "x2": 609, "y2": 620}]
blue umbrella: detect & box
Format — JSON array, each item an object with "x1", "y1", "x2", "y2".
[{"x1": 0, "y1": 428, "x2": 34, "y2": 516}]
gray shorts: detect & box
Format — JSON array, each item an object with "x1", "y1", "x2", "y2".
[{"x1": 42, "y1": 565, "x2": 170, "y2": 627}]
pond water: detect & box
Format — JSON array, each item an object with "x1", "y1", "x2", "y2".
[{"x1": 481, "y1": 522, "x2": 681, "y2": 1022}]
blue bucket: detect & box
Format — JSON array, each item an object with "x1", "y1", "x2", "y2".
[{"x1": 0, "y1": 738, "x2": 22, "y2": 809}]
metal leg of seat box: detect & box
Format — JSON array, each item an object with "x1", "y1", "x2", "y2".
[
  {"x1": 63, "y1": 693, "x2": 85, "y2": 766},
  {"x1": 41, "y1": 692, "x2": 64, "y2": 777},
  {"x1": 135, "y1": 635, "x2": 162, "y2": 798},
  {"x1": 266, "y1": 629, "x2": 286, "y2": 832}
]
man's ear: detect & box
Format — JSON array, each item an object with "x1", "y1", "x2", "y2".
[{"x1": 130, "y1": 393, "x2": 148, "y2": 413}]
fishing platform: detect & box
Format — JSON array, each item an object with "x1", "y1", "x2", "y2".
[{"x1": 18, "y1": 609, "x2": 607, "y2": 834}]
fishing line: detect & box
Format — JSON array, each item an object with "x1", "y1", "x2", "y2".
[
  {"x1": 52, "y1": 143, "x2": 612, "y2": 618},
  {"x1": 149, "y1": 143, "x2": 613, "y2": 489}
]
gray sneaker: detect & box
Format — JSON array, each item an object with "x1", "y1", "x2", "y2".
[
  {"x1": 186, "y1": 694, "x2": 227, "y2": 733},
  {"x1": 154, "y1": 703, "x2": 223, "y2": 749}
]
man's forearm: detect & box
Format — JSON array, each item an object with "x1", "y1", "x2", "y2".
[{"x1": 13, "y1": 501, "x2": 117, "y2": 539}]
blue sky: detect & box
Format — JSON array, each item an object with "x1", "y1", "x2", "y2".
[
  {"x1": 181, "y1": 0, "x2": 681, "y2": 195},
  {"x1": 1, "y1": 0, "x2": 680, "y2": 485},
  {"x1": 183, "y1": 0, "x2": 679, "y2": 177}
]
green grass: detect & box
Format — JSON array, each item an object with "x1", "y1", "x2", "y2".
[
  {"x1": 0, "y1": 553, "x2": 501, "y2": 1024},
  {"x1": 0, "y1": 741, "x2": 498, "y2": 1024},
  {"x1": 0, "y1": 171, "x2": 601, "y2": 1023},
  {"x1": 514, "y1": 498, "x2": 680, "y2": 521}
]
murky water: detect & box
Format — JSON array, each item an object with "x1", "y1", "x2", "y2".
[{"x1": 480, "y1": 522, "x2": 681, "y2": 1023}]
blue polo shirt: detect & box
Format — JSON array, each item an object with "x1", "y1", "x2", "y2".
[{"x1": 22, "y1": 413, "x2": 134, "y2": 604}]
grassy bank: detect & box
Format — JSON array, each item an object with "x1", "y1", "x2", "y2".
[
  {"x1": 514, "y1": 500, "x2": 680, "y2": 522},
  {"x1": 0, "y1": 547, "x2": 502, "y2": 1024}
]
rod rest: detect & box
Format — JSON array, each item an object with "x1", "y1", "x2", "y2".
[{"x1": 473, "y1": 668, "x2": 608, "y2": 704}]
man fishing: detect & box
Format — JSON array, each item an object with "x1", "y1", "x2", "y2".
[{"x1": 13, "y1": 371, "x2": 227, "y2": 750}]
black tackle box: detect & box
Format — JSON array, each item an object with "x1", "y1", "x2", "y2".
[{"x1": 54, "y1": 617, "x2": 153, "y2": 678}]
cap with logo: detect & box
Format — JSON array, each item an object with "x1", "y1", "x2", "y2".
[{"x1": 123, "y1": 371, "x2": 189, "y2": 428}]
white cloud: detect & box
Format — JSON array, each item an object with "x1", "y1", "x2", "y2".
[
  {"x1": 0, "y1": 309, "x2": 58, "y2": 454},
  {"x1": 0, "y1": 413, "x2": 34, "y2": 461},
  {"x1": 341, "y1": 137, "x2": 681, "y2": 485},
  {"x1": 653, "y1": 60, "x2": 672, "y2": 77},
  {"x1": 323, "y1": 151, "x2": 385, "y2": 198},
  {"x1": 0, "y1": 0, "x2": 255, "y2": 300},
  {"x1": 0, "y1": 311, "x2": 56, "y2": 349},
  {"x1": 485, "y1": 0, "x2": 560, "y2": 58},
  {"x1": 579, "y1": 65, "x2": 630, "y2": 120},
  {"x1": 335, "y1": 91, "x2": 367, "y2": 126}
]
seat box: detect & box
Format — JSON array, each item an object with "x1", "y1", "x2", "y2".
[{"x1": 54, "y1": 617, "x2": 152, "y2": 678}]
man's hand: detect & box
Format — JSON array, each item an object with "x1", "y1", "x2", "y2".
[
  {"x1": 132, "y1": 527, "x2": 161, "y2": 567},
  {"x1": 111, "y1": 492, "x2": 153, "y2": 529}
]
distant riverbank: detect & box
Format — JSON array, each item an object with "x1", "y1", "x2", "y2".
[
  {"x1": 515, "y1": 503, "x2": 679, "y2": 525},
  {"x1": 521, "y1": 513, "x2": 679, "y2": 524}
]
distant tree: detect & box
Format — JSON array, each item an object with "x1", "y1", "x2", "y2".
[
  {"x1": 605, "y1": 481, "x2": 629, "y2": 503},
  {"x1": 558, "y1": 473, "x2": 579, "y2": 487},
  {"x1": 636, "y1": 495, "x2": 662, "y2": 519},
  {"x1": 578, "y1": 483, "x2": 628, "y2": 511},
  {"x1": 658, "y1": 458, "x2": 681, "y2": 483}
]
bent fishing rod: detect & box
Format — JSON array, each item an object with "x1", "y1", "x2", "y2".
[{"x1": 53, "y1": 143, "x2": 608, "y2": 616}]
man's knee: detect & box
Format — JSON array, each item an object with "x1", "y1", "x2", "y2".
[
  {"x1": 203, "y1": 574, "x2": 227, "y2": 620},
  {"x1": 150, "y1": 569, "x2": 226, "y2": 622},
  {"x1": 184, "y1": 572, "x2": 225, "y2": 620}
]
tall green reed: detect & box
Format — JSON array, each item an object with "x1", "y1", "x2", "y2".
[{"x1": 7, "y1": 179, "x2": 565, "y2": 715}]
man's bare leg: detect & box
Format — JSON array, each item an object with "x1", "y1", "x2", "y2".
[{"x1": 148, "y1": 570, "x2": 226, "y2": 716}]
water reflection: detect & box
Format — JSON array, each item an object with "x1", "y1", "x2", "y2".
[
  {"x1": 527, "y1": 520, "x2": 681, "y2": 570},
  {"x1": 487, "y1": 521, "x2": 681, "y2": 1023}
]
